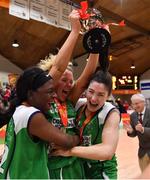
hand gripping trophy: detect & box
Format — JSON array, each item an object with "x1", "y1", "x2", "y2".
[{"x1": 78, "y1": 1, "x2": 125, "y2": 71}]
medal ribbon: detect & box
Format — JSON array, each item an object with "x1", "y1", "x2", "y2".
[
  {"x1": 76, "y1": 105, "x2": 96, "y2": 143},
  {"x1": 54, "y1": 98, "x2": 68, "y2": 127}
]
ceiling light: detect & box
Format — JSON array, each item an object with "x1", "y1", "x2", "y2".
[
  {"x1": 130, "y1": 63, "x2": 135, "y2": 69},
  {"x1": 12, "y1": 40, "x2": 19, "y2": 48},
  {"x1": 109, "y1": 55, "x2": 113, "y2": 61}
]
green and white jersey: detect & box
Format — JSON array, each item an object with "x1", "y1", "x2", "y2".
[
  {"x1": 77, "y1": 101, "x2": 118, "y2": 179},
  {"x1": 0, "y1": 105, "x2": 49, "y2": 179},
  {"x1": 47, "y1": 100, "x2": 78, "y2": 169}
]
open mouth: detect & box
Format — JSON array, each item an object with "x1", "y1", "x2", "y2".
[
  {"x1": 62, "y1": 90, "x2": 70, "y2": 96},
  {"x1": 89, "y1": 101, "x2": 98, "y2": 107}
]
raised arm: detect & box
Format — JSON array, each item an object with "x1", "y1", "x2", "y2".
[
  {"x1": 69, "y1": 53, "x2": 99, "y2": 105},
  {"x1": 28, "y1": 112, "x2": 79, "y2": 149},
  {"x1": 49, "y1": 10, "x2": 81, "y2": 82}
]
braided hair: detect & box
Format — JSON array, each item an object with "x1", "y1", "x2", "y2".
[{"x1": 16, "y1": 66, "x2": 52, "y2": 104}]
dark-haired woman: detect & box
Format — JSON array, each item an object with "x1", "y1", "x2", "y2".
[
  {"x1": 0, "y1": 10, "x2": 81, "y2": 179},
  {"x1": 52, "y1": 70, "x2": 120, "y2": 179},
  {"x1": 0, "y1": 67, "x2": 79, "y2": 179},
  {"x1": 37, "y1": 11, "x2": 99, "y2": 179},
  {"x1": 0, "y1": 9, "x2": 80, "y2": 128}
]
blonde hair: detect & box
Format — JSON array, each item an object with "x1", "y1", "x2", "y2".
[
  {"x1": 37, "y1": 54, "x2": 56, "y2": 71},
  {"x1": 37, "y1": 53, "x2": 73, "y2": 72}
]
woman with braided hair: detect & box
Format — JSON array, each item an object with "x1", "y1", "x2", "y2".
[
  {"x1": 52, "y1": 60, "x2": 120, "y2": 179},
  {"x1": 0, "y1": 10, "x2": 83, "y2": 179},
  {"x1": 0, "y1": 67, "x2": 80, "y2": 179},
  {"x1": 0, "y1": 9, "x2": 81, "y2": 128}
]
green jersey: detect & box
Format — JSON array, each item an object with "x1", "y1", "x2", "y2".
[
  {"x1": 77, "y1": 101, "x2": 118, "y2": 179},
  {"x1": 47, "y1": 99, "x2": 85, "y2": 179},
  {"x1": 47, "y1": 100, "x2": 78, "y2": 169},
  {"x1": 0, "y1": 105, "x2": 49, "y2": 179}
]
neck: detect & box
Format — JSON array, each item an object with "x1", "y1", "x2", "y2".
[
  {"x1": 22, "y1": 101, "x2": 30, "y2": 107},
  {"x1": 54, "y1": 97, "x2": 66, "y2": 104},
  {"x1": 85, "y1": 108, "x2": 92, "y2": 117}
]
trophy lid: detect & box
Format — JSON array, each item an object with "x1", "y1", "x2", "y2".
[{"x1": 83, "y1": 28, "x2": 111, "y2": 54}]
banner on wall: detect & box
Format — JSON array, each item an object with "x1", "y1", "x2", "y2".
[
  {"x1": 9, "y1": 0, "x2": 30, "y2": 20},
  {"x1": 7, "y1": 0, "x2": 73, "y2": 31},
  {"x1": 58, "y1": 0, "x2": 72, "y2": 30},
  {"x1": 30, "y1": 0, "x2": 46, "y2": 23},
  {"x1": 140, "y1": 81, "x2": 150, "y2": 90},
  {"x1": 46, "y1": 0, "x2": 59, "y2": 27},
  {"x1": 140, "y1": 80, "x2": 150, "y2": 98}
]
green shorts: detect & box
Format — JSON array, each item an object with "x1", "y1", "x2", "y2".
[
  {"x1": 49, "y1": 158, "x2": 85, "y2": 179},
  {"x1": 83, "y1": 160, "x2": 117, "y2": 179}
]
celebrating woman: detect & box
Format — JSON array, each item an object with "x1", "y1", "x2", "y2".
[{"x1": 52, "y1": 69, "x2": 120, "y2": 179}]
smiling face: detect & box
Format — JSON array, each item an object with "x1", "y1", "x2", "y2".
[
  {"x1": 30, "y1": 79, "x2": 55, "y2": 113},
  {"x1": 131, "y1": 99, "x2": 145, "y2": 113},
  {"x1": 86, "y1": 81, "x2": 109, "y2": 113},
  {"x1": 54, "y1": 69, "x2": 74, "y2": 102}
]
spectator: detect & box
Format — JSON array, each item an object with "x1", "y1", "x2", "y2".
[{"x1": 124, "y1": 93, "x2": 150, "y2": 172}]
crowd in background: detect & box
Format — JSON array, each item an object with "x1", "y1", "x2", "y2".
[
  {"x1": 0, "y1": 84, "x2": 15, "y2": 113},
  {"x1": 0, "y1": 82, "x2": 133, "y2": 115}
]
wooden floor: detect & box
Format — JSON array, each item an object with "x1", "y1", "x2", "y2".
[
  {"x1": 116, "y1": 128, "x2": 141, "y2": 179},
  {"x1": 0, "y1": 128, "x2": 141, "y2": 179}
]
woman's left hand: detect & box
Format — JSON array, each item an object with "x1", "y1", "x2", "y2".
[{"x1": 51, "y1": 148, "x2": 71, "y2": 157}]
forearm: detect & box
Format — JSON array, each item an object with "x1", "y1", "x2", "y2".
[
  {"x1": 77, "y1": 54, "x2": 99, "y2": 87},
  {"x1": 29, "y1": 113, "x2": 80, "y2": 149},
  {"x1": 127, "y1": 120, "x2": 137, "y2": 137},
  {"x1": 49, "y1": 30, "x2": 79, "y2": 81},
  {"x1": 70, "y1": 144, "x2": 115, "y2": 160},
  {"x1": 69, "y1": 54, "x2": 99, "y2": 104},
  {"x1": 55, "y1": 134, "x2": 79, "y2": 149}
]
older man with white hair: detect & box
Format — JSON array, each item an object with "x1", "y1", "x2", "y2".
[{"x1": 124, "y1": 93, "x2": 150, "y2": 172}]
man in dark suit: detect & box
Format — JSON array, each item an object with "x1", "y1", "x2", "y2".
[{"x1": 124, "y1": 93, "x2": 150, "y2": 172}]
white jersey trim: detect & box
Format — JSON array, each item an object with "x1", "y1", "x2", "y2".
[
  {"x1": 98, "y1": 102, "x2": 116, "y2": 125},
  {"x1": 75, "y1": 98, "x2": 87, "y2": 111},
  {"x1": 13, "y1": 105, "x2": 40, "y2": 134}
]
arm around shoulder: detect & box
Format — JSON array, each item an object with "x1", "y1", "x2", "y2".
[{"x1": 28, "y1": 112, "x2": 79, "y2": 149}]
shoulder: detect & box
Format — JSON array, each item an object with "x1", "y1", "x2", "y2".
[
  {"x1": 130, "y1": 111, "x2": 137, "y2": 117},
  {"x1": 13, "y1": 105, "x2": 41, "y2": 133},
  {"x1": 99, "y1": 102, "x2": 119, "y2": 117},
  {"x1": 13, "y1": 105, "x2": 40, "y2": 119},
  {"x1": 75, "y1": 98, "x2": 87, "y2": 111},
  {"x1": 103, "y1": 102, "x2": 117, "y2": 111},
  {"x1": 98, "y1": 102, "x2": 120, "y2": 124},
  {"x1": 144, "y1": 108, "x2": 150, "y2": 117},
  {"x1": 145, "y1": 108, "x2": 150, "y2": 113}
]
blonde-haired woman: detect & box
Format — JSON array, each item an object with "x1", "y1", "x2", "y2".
[{"x1": 38, "y1": 24, "x2": 99, "y2": 180}]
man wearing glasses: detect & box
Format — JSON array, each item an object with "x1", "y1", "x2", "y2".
[{"x1": 124, "y1": 93, "x2": 150, "y2": 172}]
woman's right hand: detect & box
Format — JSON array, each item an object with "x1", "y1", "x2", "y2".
[{"x1": 69, "y1": 9, "x2": 81, "y2": 33}]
